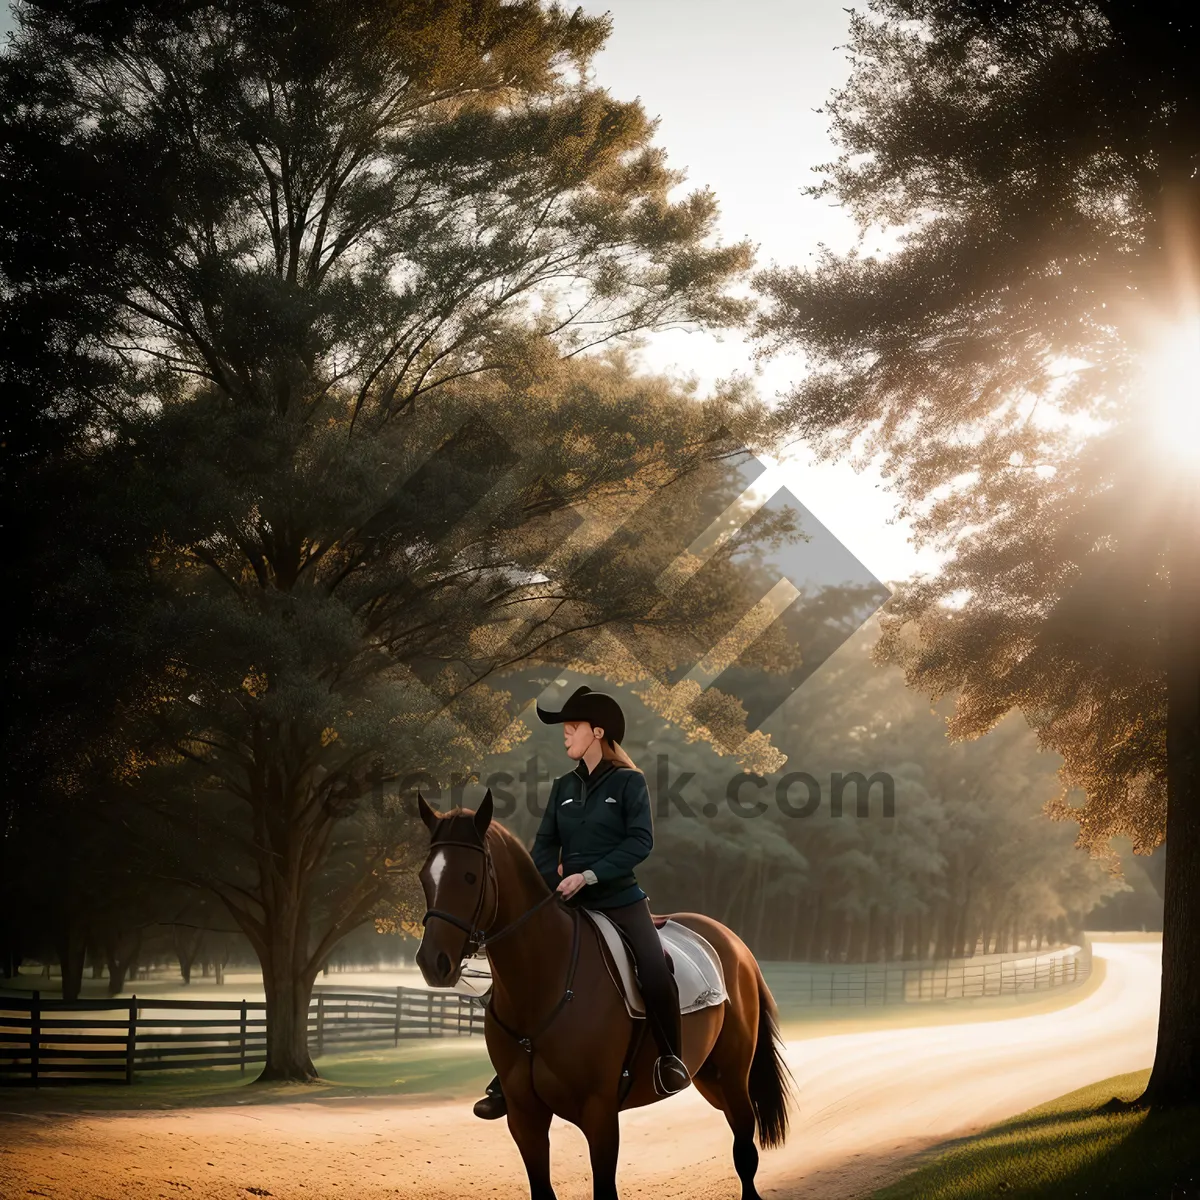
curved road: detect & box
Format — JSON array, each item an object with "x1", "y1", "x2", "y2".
[{"x1": 1, "y1": 939, "x2": 1161, "y2": 1200}]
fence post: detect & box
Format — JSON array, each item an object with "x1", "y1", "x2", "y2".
[
  {"x1": 29, "y1": 990, "x2": 40, "y2": 1088},
  {"x1": 394, "y1": 987, "x2": 402, "y2": 1046},
  {"x1": 239, "y1": 1001, "x2": 247, "y2": 1074},
  {"x1": 316, "y1": 993, "x2": 325, "y2": 1058},
  {"x1": 126, "y1": 995, "x2": 137, "y2": 1085},
  {"x1": 427, "y1": 992, "x2": 433, "y2": 1037}
]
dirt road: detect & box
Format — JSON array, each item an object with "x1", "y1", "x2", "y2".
[{"x1": 0, "y1": 940, "x2": 1160, "y2": 1200}]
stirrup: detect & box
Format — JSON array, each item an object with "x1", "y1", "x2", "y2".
[{"x1": 652, "y1": 1054, "x2": 691, "y2": 1096}]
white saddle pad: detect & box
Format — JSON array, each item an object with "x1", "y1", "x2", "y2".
[{"x1": 581, "y1": 909, "x2": 728, "y2": 1019}]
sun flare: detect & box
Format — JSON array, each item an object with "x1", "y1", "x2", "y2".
[{"x1": 1142, "y1": 322, "x2": 1200, "y2": 466}]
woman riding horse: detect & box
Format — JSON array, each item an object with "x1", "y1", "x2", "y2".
[{"x1": 472, "y1": 684, "x2": 690, "y2": 1119}]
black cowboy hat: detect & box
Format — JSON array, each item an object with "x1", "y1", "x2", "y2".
[{"x1": 535, "y1": 684, "x2": 626, "y2": 745}]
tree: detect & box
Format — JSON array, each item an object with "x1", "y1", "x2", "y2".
[
  {"x1": 0, "y1": 15, "x2": 174, "y2": 992},
  {"x1": 755, "y1": 0, "x2": 1200, "y2": 1106},
  {"x1": 3, "y1": 0, "x2": 789, "y2": 1079}
]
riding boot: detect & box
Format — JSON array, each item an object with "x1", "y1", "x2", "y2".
[
  {"x1": 473, "y1": 1073, "x2": 507, "y2": 1119},
  {"x1": 644, "y1": 981, "x2": 690, "y2": 1096},
  {"x1": 601, "y1": 898, "x2": 691, "y2": 1096}
]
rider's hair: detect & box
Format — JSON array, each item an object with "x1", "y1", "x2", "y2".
[{"x1": 599, "y1": 736, "x2": 639, "y2": 772}]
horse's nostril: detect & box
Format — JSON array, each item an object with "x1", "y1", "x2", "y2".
[{"x1": 436, "y1": 952, "x2": 451, "y2": 977}]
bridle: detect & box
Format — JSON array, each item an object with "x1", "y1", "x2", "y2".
[
  {"x1": 420, "y1": 829, "x2": 567, "y2": 953},
  {"x1": 419, "y1": 827, "x2": 582, "y2": 1055},
  {"x1": 420, "y1": 834, "x2": 500, "y2": 957}
]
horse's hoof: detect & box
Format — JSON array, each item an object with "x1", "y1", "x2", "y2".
[
  {"x1": 473, "y1": 1092, "x2": 508, "y2": 1119},
  {"x1": 653, "y1": 1055, "x2": 691, "y2": 1096}
]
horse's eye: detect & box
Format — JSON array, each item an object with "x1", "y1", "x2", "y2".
[{"x1": 465, "y1": 871, "x2": 477, "y2": 885}]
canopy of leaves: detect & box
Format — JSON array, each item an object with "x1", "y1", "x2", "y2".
[{"x1": 753, "y1": 0, "x2": 1200, "y2": 853}]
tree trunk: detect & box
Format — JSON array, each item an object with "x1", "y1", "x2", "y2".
[
  {"x1": 57, "y1": 929, "x2": 85, "y2": 1002},
  {"x1": 845, "y1": 913, "x2": 865, "y2": 963},
  {"x1": 104, "y1": 931, "x2": 142, "y2": 997},
  {"x1": 174, "y1": 927, "x2": 203, "y2": 984},
  {"x1": 751, "y1": 857, "x2": 767, "y2": 952},
  {"x1": 813, "y1": 901, "x2": 833, "y2": 963},
  {"x1": 933, "y1": 902, "x2": 953, "y2": 959},
  {"x1": 258, "y1": 961, "x2": 317, "y2": 1082},
  {"x1": 786, "y1": 891, "x2": 800, "y2": 960},
  {"x1": 1140, "y1": 471, "x2": 1200, "y2": 1108},
  {"x1": 800, "y1": 891, "x2": 822, "y2": 961},
  {"x1": 865, "y1": 905, "x2": 881, "y2": 963},
  {"x1": 953, "y1": 901, "x2": 971, "y2": 958}
]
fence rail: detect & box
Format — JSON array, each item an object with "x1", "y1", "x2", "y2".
[
  {"x1": 760, "y1": 942, "x2": 1092, "y2": 1007},
  {"x1": 0, "y1": 986, "x2": 486, "y2": 1087},
  {"x1": 1, "y1": 941, "x2": 1092, "y2": 1085}
]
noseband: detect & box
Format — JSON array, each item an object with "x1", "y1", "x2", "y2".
[{"x1": 420, "y1": 833, "x2": 563, "y2": 957}]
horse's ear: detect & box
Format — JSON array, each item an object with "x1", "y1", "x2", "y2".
[
  {"x1": 417, "y1": 791, "x2": 439, "y2": 833},
  {"x1": 473, "y1": 788, "x2": 494, "y2": 837}
]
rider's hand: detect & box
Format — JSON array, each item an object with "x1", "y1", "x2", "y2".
[{"x1": 556, "y1": 872, "x2": 587, "y2": 899}]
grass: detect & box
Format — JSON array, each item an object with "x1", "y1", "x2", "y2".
[
  {"x1": 871, "y1": 1070, "x2": 1200, "y2": 1200},
  {"x1": 0, "y1": 1037, "x2": 496, "y2": 1113}
]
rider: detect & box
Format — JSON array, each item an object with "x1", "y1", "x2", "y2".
[{"x1": 473, "y1": 684, "x2": 690, "y2": 1119}]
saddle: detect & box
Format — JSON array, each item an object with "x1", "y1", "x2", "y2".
[{"x1": 580, "y1": 909, "x2": 728, "y2": 1020}]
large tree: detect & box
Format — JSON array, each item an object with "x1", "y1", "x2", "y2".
[
  {"x1": 0, "y1": 7, "x2": 175, "y2": 989},
  {"x1": 755, "y1": 0, "x2": 1200, "y2": 1107},
  {"x1": 3, "y1": 0, "x2": 792, "y2": 1078}
]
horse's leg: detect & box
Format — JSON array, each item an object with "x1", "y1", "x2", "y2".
[
  {"x1": 724, "y1": 1087, "x2": 762, "y2": 1200},
  {"x1": 506, "y1": 1094, "x2": 558, "y2": 1200},
  {"x1": 580, "y1": 1097, "x2": 621, "y2": 1200},
  {"x1": 692, "y1": 1004, "x2": 763, "y2": 1200}
]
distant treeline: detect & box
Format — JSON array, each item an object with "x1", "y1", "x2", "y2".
[{"x1": 479, "y1": 622, "x2": 1151, "y2": 963}]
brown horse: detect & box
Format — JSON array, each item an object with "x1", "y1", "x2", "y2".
[{"x1": 414, "y1": 789, "x2": 796, "y2": 1200}]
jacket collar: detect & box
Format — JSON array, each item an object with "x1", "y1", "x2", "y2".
[{"x1": 573, "y1": 756, "x2": 617, "y2": 795}]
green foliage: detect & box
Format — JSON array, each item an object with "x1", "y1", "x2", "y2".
[
  {"x1": 754, "y1": 1, "x2": 1200, "y2": 855},
  {"x1": 1, "y1": 0, "x2": 784, "y2": 1072}
]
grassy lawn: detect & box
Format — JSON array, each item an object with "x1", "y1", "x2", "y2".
[
  {"x1": 0, "y1": 1037, "x2": 495, "y2": 1113},
  {"x1": 871, "y1": 1069, "x2": 1200, "y2": 1200}
]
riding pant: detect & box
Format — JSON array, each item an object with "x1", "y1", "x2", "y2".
[{"x1": 596, "y1": 896, "x2": 682, "y2": 1061}]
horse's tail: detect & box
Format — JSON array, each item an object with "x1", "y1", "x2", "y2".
[{"x1": 747, "y1": 960, "x2": 796, "y2": 1149}]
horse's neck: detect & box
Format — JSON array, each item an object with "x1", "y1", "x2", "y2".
[{"x1": 486, "y1": 828, "x2": 574, "y2": 988}]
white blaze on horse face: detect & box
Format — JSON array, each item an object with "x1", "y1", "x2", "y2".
[{"x1": 428, "y1": 848, "x2": 449, "y2": 895}]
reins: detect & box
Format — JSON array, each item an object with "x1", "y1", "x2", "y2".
[{"x1": 420, "y1": 832, "x2": 581, "y2": 1054}]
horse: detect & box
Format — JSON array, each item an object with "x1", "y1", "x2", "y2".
[{"x1": 414, "y1": 788, "x2": 796, "y2": 1200}]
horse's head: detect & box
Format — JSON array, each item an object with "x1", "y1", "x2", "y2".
[{"x1": 414, "y1": 788, "x2": 495, "y2": 988}]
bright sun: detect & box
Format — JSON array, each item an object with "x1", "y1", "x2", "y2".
[{"x1": 1143, "y1": 322, "x2": 1200, "y2": 465}]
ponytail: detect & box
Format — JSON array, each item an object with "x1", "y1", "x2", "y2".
[{"x1": 600, "y1": 737, "x2": 639, "y2": 772}]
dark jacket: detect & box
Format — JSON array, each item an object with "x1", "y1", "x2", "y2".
[{"x1": 531, "y1": 758, "x2": 653, "y2": 909}]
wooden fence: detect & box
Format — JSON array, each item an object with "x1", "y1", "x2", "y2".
[
  {"x1": 1, "y1": 942, "x2": 1092, "y2": 1085},
  {"x1": 0, "y1": 986, "x2": 486, "y2": 1087},
  {"x1": 760, "y1": 942, "x2": 1092, "y2": 1008}
]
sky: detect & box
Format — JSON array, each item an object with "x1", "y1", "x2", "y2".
[
  {"x1": 0, "y1": 0, "x2": 946, "y2": 586},
  {"x1": 574, "y1": 0, "x2": 945, "y2": 587}
]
